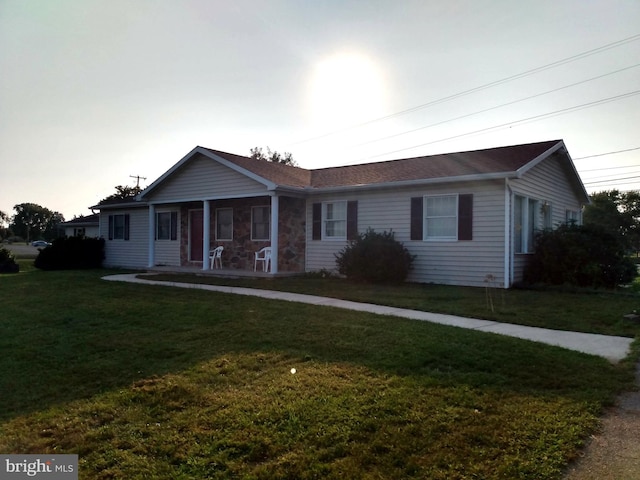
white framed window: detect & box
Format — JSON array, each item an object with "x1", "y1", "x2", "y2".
[
  {"x1": 566, "y1": 209, "x2": 580, "y2": 225},
  {"x1": 156, "y1": 211, "x2": 178, "y2": 240},
  {"x1": 514, "y1": 195, "x2": 539, "y2": 253},
  {"x1": 323, "y1": 201, "x2": 347, "y2": 240},
  {"x1": 108, "y1": 214, "x2": 129, "y2": 240},
  {"x1": 251, "y1": 205, "x2": 270, "y2": 241},
  {"x1": 216, "y1": 208, "x2": 233, "y2": 240},
  {"x1": 424, "y1": 195, "x2": 457, "y2": 240}
]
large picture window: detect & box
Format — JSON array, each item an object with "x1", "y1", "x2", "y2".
[
  {"x1": 410, "y1": 194, "x2": 472, "y2": 241},
  {"x1": 425, "y1": 195, "x2": 457, "y2": 240},
  {"x1": 156, "y1": 211, "x2": 178, "y2": 240},
  {"x1": 216, "y1": 208, "x2": 233, "y2": 240},
  {"x1": 251, "y1": 206, "x2": 270, "y2": 241}
]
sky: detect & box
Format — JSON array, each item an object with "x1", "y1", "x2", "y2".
[{"x1": 1, "y1": 0, "x2": 639, "y2": 221}]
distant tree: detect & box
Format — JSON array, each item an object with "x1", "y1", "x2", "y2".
[
  {"x1": 10, "y1": 203, "x2": 65, "y2": 243},
  {"x1": 584, "y1": 190, "x2": 638, "y2": 253},
  {"x1": 250, "y1": 147, "x2": 298, "y2": 166},
  {"x1": 101, "y1": 185, "x2": 143, "y2": 202},
  {"x1": 0, "y1": 210, "x2": 10, "y2": 240},
  {"x1": 619, "y1": 190, "x2": 640, "y2": 255}
]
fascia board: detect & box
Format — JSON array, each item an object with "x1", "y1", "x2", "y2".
[
  {"x1": 92, "y1": 201, "x2": 147, "y2": 210},
  {"x1": 146, "y1": 191, "x2": 269, "y2": 205}
]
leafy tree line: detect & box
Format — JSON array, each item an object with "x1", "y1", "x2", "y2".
[
  {"x1": 0, "y1": 203, "x2": 65, "y2": 243},
  {"x1": 583, "y1": 189, "x2": 640, "y2": 255}
]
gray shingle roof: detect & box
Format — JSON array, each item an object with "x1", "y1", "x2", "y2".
[{"x1": 206, "y1": 140, "x2": 562, "y2": 189}]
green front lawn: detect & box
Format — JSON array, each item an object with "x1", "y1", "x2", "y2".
[
  {"x1": 142, "y1": 272, "x2": 640, "y2": 337},
  {"x1": 1, "y1": 266, "x2": 638, "y2": 479}
]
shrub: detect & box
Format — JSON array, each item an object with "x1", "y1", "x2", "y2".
[
  {"x1": 0, "y1": 247, "x2": 19, "y2": 273},
  {"x1": 523, "y1": 223, "x2": 637, "y2": 288},
  {"x1": 34, "y1": 236, "x2": 105, "y2": 270},
  {"x1": 335, "y1": 228, "x2": 415, "y2": 284}
]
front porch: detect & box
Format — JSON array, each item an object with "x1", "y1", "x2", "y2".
[{"x1": 147, "y1": 195, "x2": 307, "y2": 275}]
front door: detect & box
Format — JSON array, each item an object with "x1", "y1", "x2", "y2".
[{"x1": 189, "y1": 209, "x2": 203, "y2": 262}]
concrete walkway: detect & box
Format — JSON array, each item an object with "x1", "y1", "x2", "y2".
[{"x1": 104, "y1": 274, "x2": 635, "y2": 363}]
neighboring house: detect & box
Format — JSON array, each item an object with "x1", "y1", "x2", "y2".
[
  {"x1": 91, "y1": 139, "x2": 589, "y2": 287},
  {"x1": 60, "y1": 213, "x2": 100, "y2": 238}
]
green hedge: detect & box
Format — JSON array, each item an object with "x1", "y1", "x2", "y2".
[
  {"x1": 523, "y1": 223, "x2": 637, "y2": 288},
  {"x1": 35, "y1": 237, "x2": 105, "y2": 270},
  {"x1": 335, "y1": 228, "x2": 415, "y2": 284}
]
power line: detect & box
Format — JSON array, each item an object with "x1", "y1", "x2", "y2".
[
  {"x1": 572, "y1": 146, "x2": 640, "y2": 160},
  {"x1": 580, "y1": 163, "x2": 640, "y2": 173},
  {"x1": 581, "y1": 169, "x2": 640, "y2": 181},
  {"x1": 289, "y1": 32, "x2": 640, "y2": 146},
  {"x1": 359, "y1": 89, "x2": 640, "y2": 161},
  {"x1": 583, "y1": 175, "x2": 640, "y2": 185},
  {"x1": 348, "y1": 63, "x2": 640, "y2": 150}
]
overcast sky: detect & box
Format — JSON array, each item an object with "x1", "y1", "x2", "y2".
[{"x1": 1, "y1": 0, "x2": 639, "y2": 220}]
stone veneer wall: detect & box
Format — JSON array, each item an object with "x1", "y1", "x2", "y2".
[{"x1": 179, "y1": 196, "x2": 306, "y2": 272}]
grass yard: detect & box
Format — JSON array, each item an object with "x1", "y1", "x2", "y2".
[
  {"x1": 142, "y1": 272, "x2": 640, "y2": 337},
  {"x1": 1, "y1": 264, "x2": 639, "y2": 479}
]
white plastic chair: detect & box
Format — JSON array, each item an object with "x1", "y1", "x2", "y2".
[
  {"x1": 254, "y1": 246, "x2": 272, "y2": 272},
  {"x1": 209, "y1": 246, "x2": 224, "y2": 269}
]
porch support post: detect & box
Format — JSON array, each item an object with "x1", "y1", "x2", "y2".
[
  {"x1": 148, "y1": 204, "x2": 156, "y2": 268},
  {"x1": 202, "y1": 200, "x2": 211, "y2": 270},
  {"x1": 270, "y1": 194, "x2": 279, "y2": 274}
]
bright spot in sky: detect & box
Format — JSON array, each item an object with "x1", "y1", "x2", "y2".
[{"x1": 307, "y1": 52, "x2": 388, "y2": 130}]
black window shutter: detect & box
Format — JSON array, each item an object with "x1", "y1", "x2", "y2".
[
  {"x1": 170, "y1": 211, "x2": 178, "y2": 240},
  {"x1": 410, "y1": 197, "x2": 423, "y2": 240},
  {"x1": 458, "y1": 194, "x2": 473, "y2": 240},
  {"x1": 124, "y1": 214, "x2": 130, "y2": 241},
  {"x1": 347, "y1": 201, "x2": 358, "y2": 240},
  {"x1": 108, "y1": 215, "x2": 114, "y2": 240},
  {"x1": 312, "y1": 203, "x2": 322, "y2": 240}
]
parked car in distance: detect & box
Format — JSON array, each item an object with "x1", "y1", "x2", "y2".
[{"x1": 31, "y1": 240, "x2": 51, "y2": 247}]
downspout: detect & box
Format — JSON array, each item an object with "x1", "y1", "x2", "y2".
[{"x1": 504, "y1": 179, "x2": 512, "y2": 288}]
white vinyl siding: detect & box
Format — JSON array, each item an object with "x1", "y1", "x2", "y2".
[
  {"x1": 147, "y1": 154, "x2": 266, "y2": 203},
  {"x1": 510, "y1": 153, "x2": 585, "y2": 283},
  {"x1": 306, "y1": 181, "x2": 506, "y2": 288},
  {"x1": 101, "y1": 209, "x2": 149, "y2": 268}
]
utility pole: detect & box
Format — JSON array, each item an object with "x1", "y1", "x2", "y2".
[{"x1": 129, "y1": 175, "x2": 147, "y2": 188}]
